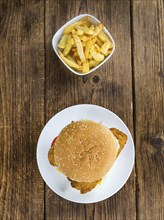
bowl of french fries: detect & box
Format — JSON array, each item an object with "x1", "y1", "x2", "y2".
[{"x1": 52, "y1": 14, "x2": 115, "y2": 75}]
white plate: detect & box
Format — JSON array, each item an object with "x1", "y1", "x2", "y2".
[
  {"x1": 52, "y1": 14, "x2": 115, "y2": 76},
  {"x1": 37, "y1": 104, "x2": 135, "y2": 203}
]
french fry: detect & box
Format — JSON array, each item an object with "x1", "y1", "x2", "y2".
[
  {"x1": 106, "y1": 49, "x2": 113, "y2": 56},
  {"x1": 76, "y1": 59, "x2": 82, "y2": 65},
  {"x1": 64, "y1": 16, "x2": 89, "y2": 34},
  {"x1": 76, "y1": 29, "x2": 83, "y2": 36},
  {"x1": 90, "y1": 45, "x2": 104, "y2": 62},
  {"x1": 80, "y1": 16, "x2": 90, "y2": 25},
  {"x1": 73, "y1": 35, "x2": 85, "y2": 62},
  {"x1": 58, "y1": 35, "x2": 68, "y2": 49},
  {"x1": 85, "y1": 20, "x2": 91, "y2": 27},
  {"x1": 66, "y1": 54, "x2": 76, "y2": 63},
  {"x1": 89, "y1": 59, "x2": 99, "y2": 68},
  {"x1": 92, "y1": 37, "x2": 97, "y2": 44},
  {"x1": 80, "y1": 36, "x2": 89, "y2": 42},
  {"x1": 108, "y1": 41, "x2": 113, "y2": 49},
  {"x1": 64, "y1": 24, "x2": 75, "y2": 35},
  {"x1": 82, "y1": 42, "x2": 86, "y2": 47},
  {"x1": 90, "y1": 23, "x2": 103, "y2": 38},
  {"x1": 88, "y1": 54, "x2": 93, "y2": 59},
  {"x1": 85, "y1": 39, "x2": 94, "y2": 59},
  {"x1": 71, "y1": 29, "x2": 76, "y2": 35},
  {"x1": 94, "y1": 44, "x2": 100, "y2": 52},
  {"x1": 96, "y1": 37, "x2": 103, "y2": 47},
  {"x1": 84, "y1": 37, "x2": 96, "y2": 60},
  {"x1": 73, "y1": 51, "x2": 79, "y2": 58},
  {"x1": 100, "y1": 41, "x2": 113, "y2": 55},
  {"x1": 76, "y1": 26, "x2": 94, "y2": 35},
  {"x1": 59, "y1": 51, "x2": 82, "y2": 70},
  {"x1": 89, "y1": 24, "x2": 95, "y2": 30},
  {"x1": 63, "y1": 35, "x2": 74, "y2": 56},
  {"x1": 83, "y1": 61, "x2": 89, "y2": 73},
  {"x1": 71, "y1": 52, "x2": 78, "y2": 61},
  {"x1": 98, "y1": 31, "x2": 109, "y2": 42}
]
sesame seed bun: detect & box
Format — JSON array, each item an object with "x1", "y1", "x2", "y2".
[{"x1": 53, "y1": 120, "x2": 119, "y2": 182}]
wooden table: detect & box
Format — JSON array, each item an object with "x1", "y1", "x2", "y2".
[{"x1": 0, "y1": 0, "x2": 163, "y2": 219}]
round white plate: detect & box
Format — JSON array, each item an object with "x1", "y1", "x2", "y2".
[{"x1": 37, "y1": 104, "x2": 135, "y2": 203}]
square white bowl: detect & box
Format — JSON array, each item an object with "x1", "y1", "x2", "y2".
[{"x1": 52, "y1": 14, "x2": 115, "y2": 76}]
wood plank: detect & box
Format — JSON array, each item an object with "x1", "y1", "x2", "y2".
[
  {"x1": 0, "y1": 0, "x2": 45, "y2": 219},
  {"x1": 45, "y1": 0, "x2": 135, "y2": 219},
  {"x1": 132, "y1": 0, "x2": 164, "y2": 219}
]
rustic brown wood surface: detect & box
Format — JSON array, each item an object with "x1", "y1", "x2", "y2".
[
  {"x1": 0, "y1": 0, "x2": 163, "y2": 219},
  {"x1": 0, "y1": 0, "x2": 45, "y2": 219},
  {"x1": 132, "y1": 0, "x2": 164, "y2": 220}
]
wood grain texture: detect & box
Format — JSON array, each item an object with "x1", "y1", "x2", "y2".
[
  {"x1": 0, "y1": 0, "x2": 45, "y2": 219},
  {"x1": 45, "y1": 0, "x2": 135, "y2": 219},
  {"x1": 1, "y1": 0, "x2": 163, "y2": 219},
  {"x1": 132, "y1": 0, "x2": 164, "y2": 219}
]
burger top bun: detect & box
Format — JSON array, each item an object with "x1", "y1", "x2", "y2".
[{"x1": 53, "y1": 120, "x2": 119, "y2": 182}]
